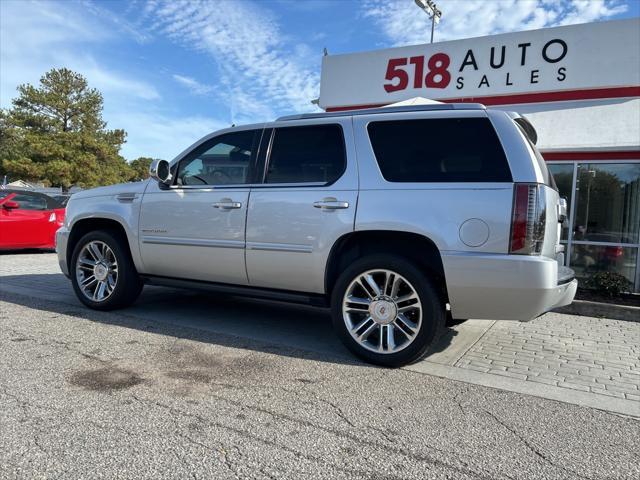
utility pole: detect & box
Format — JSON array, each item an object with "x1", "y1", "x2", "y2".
[{"x1": 414, "y1": 0, "x2": 442, "y2": 43}]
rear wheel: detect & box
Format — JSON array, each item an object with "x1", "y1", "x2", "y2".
[
  {"x1": 70, "y1": 230, "x2": 143, "y2": 310},
  {"x1": 331, "y1": 254, "x2": 445, "y2": 367}
]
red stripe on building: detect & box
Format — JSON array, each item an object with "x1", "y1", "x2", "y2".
[
  {"x1": 542, "y1": 150, "x2": 640, "y2": 161},
  {"x1": 324, "y1": 86, "x2": 640, "y2": 112}
]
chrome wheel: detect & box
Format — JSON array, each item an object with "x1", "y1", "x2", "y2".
[
  {"x1": 342, "y1": 269, "x2": 422, "y2": 354},
  {"x1": 75, "y1": 241, "x2": 118, "y2": 302}
]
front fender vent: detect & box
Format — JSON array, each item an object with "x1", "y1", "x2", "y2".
[{"x1": 116, "y1": 193, "x2": 137, "y2": 203}]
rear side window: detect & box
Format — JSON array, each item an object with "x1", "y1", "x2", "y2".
[
  {"x1": 11, "y1": 193, "x2": 48, "y2": 210},
  {"x1": 367, "y1": 118, "x2": 512, "y2": 183},
  {"x1": 265, "y1": 124, "x2": 346, "y2": 184}
]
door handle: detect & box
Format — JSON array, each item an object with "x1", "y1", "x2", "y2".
[
  {"x1": 313, "y1": 198, "x2": 349, "y2": 210},
  {"x1": 212, "y1": 199, "x2": 242, "y2": 209}
]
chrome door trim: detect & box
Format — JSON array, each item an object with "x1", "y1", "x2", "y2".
[
  {"x1": 142, "y1": 236, "x2": 245, "y2": 249},
  {"x1": 168, "y1": 184, "x2": 256, "y2": 190},
  {"x1": 246, "y1": 241, "x2": 313, "y2": 253},
  {"x1": 166, "y1": 182, "x2": 328, "y2": 190}
]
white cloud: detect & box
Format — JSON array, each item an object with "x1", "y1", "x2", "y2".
[
  {"x1": 172, "y1": 74, "x2": 214, "y2": 95},
  {"x1": 0, "y1": 0, "x2": 174, "y2": 160},
  {"x1": 558, "y1": 0, "x2": 628, "y2": 25},
  {"x1": 0, "y1": 1, "x2": 160, "y2": 106},
  {"x1": 110, "y1": 111, "x2": 227, "y2": 160},
  {"x1": 362, "y1": 0, "x2": 628, "y2": 46},
  {"x1": 82, "y1": 0, "x2": 153, "y2": 44},
  {"x1": 145, "y1": 0, "x2": 320, "y2": 122}
]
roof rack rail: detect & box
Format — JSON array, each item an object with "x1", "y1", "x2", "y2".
[{"x1": 277, "y1": 103, "x2": 486, "y2": 121}]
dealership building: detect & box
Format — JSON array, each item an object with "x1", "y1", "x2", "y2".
[{"x1": 319, "y1": 18, "x2": 640, "y2": 292}]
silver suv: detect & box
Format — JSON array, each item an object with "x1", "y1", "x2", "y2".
[{"x1": 56, "y1": 104, "x2": 577, "y2": 367}]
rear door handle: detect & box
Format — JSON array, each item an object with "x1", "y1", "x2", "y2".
[
  {"x1": 213, "y1": 199, "x2": 242, "y2": 209},
  {"x1": 313, "y1": 198, "x2": 349, "y2": 210}
]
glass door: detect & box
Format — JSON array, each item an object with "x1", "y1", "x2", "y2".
[{"x1": 548, "y1": 161, "x2": 640, "y2": 292}]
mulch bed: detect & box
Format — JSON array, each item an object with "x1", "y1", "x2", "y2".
[{"x1": 575, "y1": 288, "x2": 640, "y2": 308}]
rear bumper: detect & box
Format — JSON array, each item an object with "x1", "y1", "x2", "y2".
[
  {"x1": 55, "y1": 226, "x2": 70, "y2": 278},
  {"x1": 442, "y1": 252, "x2": 577, "y2": 321}
]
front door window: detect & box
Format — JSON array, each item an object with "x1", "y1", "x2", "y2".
[{"x1": 175, "y1": 130, "x2": 259, "y2": 186}]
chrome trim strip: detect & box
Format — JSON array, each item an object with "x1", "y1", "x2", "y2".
[
  {"x1": 246, "y1": 242, "x2": 313, "y2": 253},
  {"x1": 142, "y1": 236, "x2": 244, "y2": 249},
  {"x1": 257, "y1": 182, "x2": 327, "y2": 188},
  {"x1": 169, "y1": 185, "x2": 253, "y2": 190},
  {"x1": 167, "y1": 182, "x2": 327, "y2": 191}
]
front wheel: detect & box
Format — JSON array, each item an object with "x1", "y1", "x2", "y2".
[
  {"x1": 70, "y1": 230, "x2": 143, "y2": 311},
  {"x1": 331, "y1": 254, "x2": 445, "y2": 367}
]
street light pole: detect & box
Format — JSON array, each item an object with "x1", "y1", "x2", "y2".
[
  {"x1": 414, "y1": 0, "x2": 442, "y2": 43},
  {"x1": 430, "y1": 12, "x2": 436, "y2": 43}
]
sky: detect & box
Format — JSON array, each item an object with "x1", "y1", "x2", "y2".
[{"x1": 1, "y1": 0, "x2": 639, "y2": 161}]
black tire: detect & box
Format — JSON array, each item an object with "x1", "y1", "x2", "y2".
[
  {"x1": 70, "y1": 229, "x2": 143, "y2": 311},
  {"x1": 331, "y1": 254, "x2": 445, "y2": 367}
]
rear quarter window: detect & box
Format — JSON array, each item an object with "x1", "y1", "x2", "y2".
[{"x1": 367, "y1": 117, "x2": 512, "y2": 183}]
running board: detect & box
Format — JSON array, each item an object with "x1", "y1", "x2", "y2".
[{"x1": 141, "y1": 275, "x2": 329, "y2": 308}]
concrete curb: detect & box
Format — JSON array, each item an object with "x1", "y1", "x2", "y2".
[
  {"x1": 554, "y1": 300, "x2": 640, "y2": 322},
  {"x1": 405, "y1": 361, "x2": 640, "y2": 418}
]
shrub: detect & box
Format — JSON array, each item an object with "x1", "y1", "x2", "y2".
[{"x1": 584, "y1": 271, "x2": 632, "y2": 297}]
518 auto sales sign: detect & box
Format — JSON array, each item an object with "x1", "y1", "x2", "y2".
[{"x1": 319, "y1": 18, "x2": 640, "y2": 110}]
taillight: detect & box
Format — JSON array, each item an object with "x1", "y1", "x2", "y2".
[{"x1": 510, "y1": 183, "x2": 546, "y2": 255}]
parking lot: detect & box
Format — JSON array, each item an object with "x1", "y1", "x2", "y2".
[{"x1": 1, "y1": 253, "x2": 639, "y2": 479}]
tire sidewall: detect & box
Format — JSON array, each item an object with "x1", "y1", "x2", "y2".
[
  {"x1": 70, "y1": 230, "x2": 139, "y2": 311},
  {"x1": 331, "y1": 254, "x2": 444, "y2": 367}
]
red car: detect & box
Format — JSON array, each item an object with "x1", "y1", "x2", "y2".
[{"x1": 0, "y1": 190, "x2": 66, "y2": 251}]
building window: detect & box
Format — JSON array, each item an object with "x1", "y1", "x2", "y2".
[
  {"x1": 548, "y1": 161, "x2": 640, "y2": 292},
  {"x1": 571, "y1": 245, "x2": 637, "y2": 287},
  {"x1": 548, "y1": 163, "x2": 573, "y2": 241},
  {"x1": 573, "y1": 163, "x2": 640, "y2": 244}
]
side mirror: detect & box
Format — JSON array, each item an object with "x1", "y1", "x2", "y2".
[
  {"x1": 149, "y1": 159, "x2": 172, "y2": 185},
  {"x1": 2, "y1": 200, "x2": 20, "y2": 210}
]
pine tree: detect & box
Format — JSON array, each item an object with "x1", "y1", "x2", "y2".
[
  {"x1": 0, "y1": 68, "x2": 132, "y2": 191},
  {"x1": 128, "y1": 157, "x2": 154, "y2": 181}
]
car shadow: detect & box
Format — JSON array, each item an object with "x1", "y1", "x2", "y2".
[{"x1": 0, "y1": 273, "x2": 456, "y2": 367}]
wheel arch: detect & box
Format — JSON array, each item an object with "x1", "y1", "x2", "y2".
[
  {"x1": 67, "y1": 217, "x2": 139, "y2": 273},
  {"x1": 324, "y1": 230, "x2": 449, "y2": 303}
]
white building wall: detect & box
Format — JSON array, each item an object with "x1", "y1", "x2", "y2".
[{"x1": 493, "y1": 98, "x2": 640, "y2": 152}]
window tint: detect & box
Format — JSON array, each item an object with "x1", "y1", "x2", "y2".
[
  {"x1": 265, "y1": 124, "x2": 346, "y2": 184},
  {"x1": 11, "y1": 193, "x2": 48, "y2": 210},
  {"x1": 367, "y1": 118, "x2": 512, "y2": 183},
  {"x1": 176, "y1": 130, "x2": 258, "y2": 186}
]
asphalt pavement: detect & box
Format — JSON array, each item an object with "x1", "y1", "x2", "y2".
[{"x1": 1, "y1": 253, "x2": 639, "y2": 479}]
